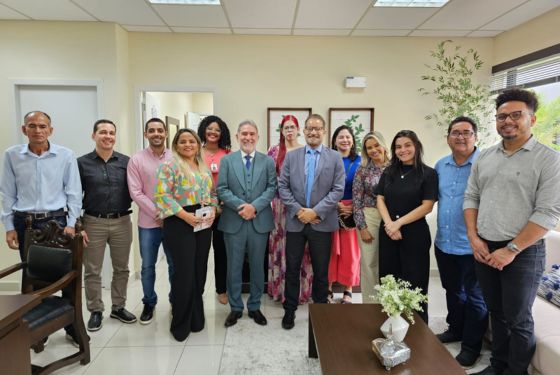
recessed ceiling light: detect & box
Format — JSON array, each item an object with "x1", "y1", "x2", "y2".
[
  {"x1": 149, "y1": 0, "x2": 220, "y2": 5},
  {"x1": 373, "y1": 0, "x2": 449, "y2": 7}
]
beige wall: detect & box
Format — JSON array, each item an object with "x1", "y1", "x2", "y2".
[{"x1": 128, "y1": 33, "x2": 492, "y2": 162}]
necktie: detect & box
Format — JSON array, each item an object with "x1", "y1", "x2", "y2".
[
  {"x1": 245, "y1": 155, "x2": 252, "y2": 170},
  {"x1": 306, "y1": 150, "x2": 317, "y2": 207}
]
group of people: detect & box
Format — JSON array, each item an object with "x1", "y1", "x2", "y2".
[{"x1": 2, "y1": 88, "x2": 559, "y2": 375}]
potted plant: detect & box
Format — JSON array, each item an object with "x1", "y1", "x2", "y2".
[
  {"x1": 375, "y1": 275, "x2": 428, "y2": 342},
  {"x1": 419, "y1": 40, "x2": 494, "y2": 144}
]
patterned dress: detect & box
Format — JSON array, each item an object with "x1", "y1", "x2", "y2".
[{"x1": 267, "y1": 144, "x2": 313, "y2": 303}]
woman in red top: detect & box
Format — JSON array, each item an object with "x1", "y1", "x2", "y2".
[{"x1": 198, "y1": 115, "x2": 231, "y2": 305}]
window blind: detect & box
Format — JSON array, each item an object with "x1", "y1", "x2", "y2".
[{"x1": 491, "y1": 54, "x2": 560, "y2": 93}]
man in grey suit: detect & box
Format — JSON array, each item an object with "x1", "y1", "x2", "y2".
[
  {"x1": 217, "y1": 120, "x2": 276, "y2": 327},
  {"x1": 278, "y1": 114, "x2": 345, "y2": 329}
]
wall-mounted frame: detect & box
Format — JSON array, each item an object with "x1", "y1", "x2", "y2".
[
  {"x1": 165, "y1": 116, "x2": 180, "y2": 148},
  {"x1": 267, "y1": 107, "x2": 312, "y2": 149},
  {"x1": 328, "y1": 108, "x2": 374, "y2": 152}
]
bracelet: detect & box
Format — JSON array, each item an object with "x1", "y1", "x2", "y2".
[{"x1": 506, "y1": 241, "x2": 521, "y2": 254}]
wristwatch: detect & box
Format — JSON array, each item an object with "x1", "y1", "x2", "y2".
[{"x1": 506, "y1": 241, "x2": 521, "y2": 254}]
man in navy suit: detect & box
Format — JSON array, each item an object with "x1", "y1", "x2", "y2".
[
  {"x1": 217, "y1": 120, "x2": 276, "y2": 327},
  {"x1": 278, "y1": 114, "x2": 345, "y2": 329}
]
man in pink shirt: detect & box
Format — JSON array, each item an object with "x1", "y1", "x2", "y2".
[{"x1": 127, "y1": 118, "x2": 173, "y2": 324}]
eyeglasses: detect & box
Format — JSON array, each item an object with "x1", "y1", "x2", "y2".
[
  {"x1": 305, "y1": 127, "x2": 324, "y2": 133},
  {"x1": 449, "y1": 130, "x2": 475, "y2": 138},
  {"x1": 495, "y1": 110, "x2": 532, "y2": 123}
]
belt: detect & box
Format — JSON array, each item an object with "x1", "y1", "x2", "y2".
[
  {"x1": 13, "y1": 209, "x2": 66, "y2": 220},
  {"x1": 85, "y1": 210, "x2": 132, "y2": 219}
]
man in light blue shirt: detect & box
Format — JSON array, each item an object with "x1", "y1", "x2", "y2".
[
  {"x1": 434, "y1": 116, "x2": 487, "y2": 368},
  {"x1": 1, "y1": 111, "x2": 82, "y2": 260}
]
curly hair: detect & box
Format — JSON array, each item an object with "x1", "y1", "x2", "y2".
[
  {"x1": 496, "y1": 88, "x2": 539, "y2": 112},
  {"x1": 197, "y1": 115, "x2": 231, "y2": 151}
]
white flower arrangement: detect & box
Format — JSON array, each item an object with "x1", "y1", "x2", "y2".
[{"x1": 374, "y1": 275, "x2": 428, "y2": 324}]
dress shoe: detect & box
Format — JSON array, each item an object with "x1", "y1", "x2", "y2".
[
  {"x1": 224, "y1": 311, "x2": 243, "y2": 327},
  {"x1": 436, "y1": 329, "x2": 461, "y2": 343},
  {"x1": 282, "y1": 311, "x2": 295, "y2": 330},
  {"x1": 140, "y1": 304, "x2": 154, "y2": 325},
  {"x1": 472, "y1": 366, "x2": 498, "y2": 375},
  {"x1": 110, "y1": 308, "x2": 137, "y2": 324},
  {"x1": 248, "y1": 309, "x2": 267, "y2": 326},
  {"x1": 455, "y1": 349, "x2": 480, "y2": 368},
  {"x1": 87, "y1": 311, "x2": 103, "y2": 332}
]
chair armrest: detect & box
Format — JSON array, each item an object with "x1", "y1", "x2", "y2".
[
  {"x1": 0, "y1": 262, "x2": 25, "y2": 279},
  {"x1": 31, "y1": 270, "x2": 77, "y2": 298}
]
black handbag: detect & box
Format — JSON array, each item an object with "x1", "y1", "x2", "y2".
[{"x1": 338, "y1": 213, "x2": 356, "y2": 229}]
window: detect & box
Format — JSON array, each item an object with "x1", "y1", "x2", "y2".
[{"x1": 491, "y1": 44, "x2": 560, "y2": 151}]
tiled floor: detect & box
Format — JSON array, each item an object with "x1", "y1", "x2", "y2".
[{"x1": 26, "y1": 253, "x2": 490, "y2": 374}]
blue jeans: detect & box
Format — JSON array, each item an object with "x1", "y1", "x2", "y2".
[
  {"x1": 476, "y1": 238, "x2": 545, "y2": 375},
  {"x1": 435, "y1": 246, "x2": 488, "y2": 355},
  {"x1": 139, "y1": 227, "x2": 174, "y2": 307}
]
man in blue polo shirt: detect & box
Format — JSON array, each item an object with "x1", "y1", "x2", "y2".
[{"x1": 434, "y1": 116, "x2": 488, "y2": 368}]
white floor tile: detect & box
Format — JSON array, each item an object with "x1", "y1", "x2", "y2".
[
  {"x1": 175, "y1": 345, "x2": 223, "y2": 375},
  {"x1": 186, "y1": 310, "x2": 228, "y2": 346},
  {"x1": 82, "y1": 346, "x2": 183, "y2": 375}
]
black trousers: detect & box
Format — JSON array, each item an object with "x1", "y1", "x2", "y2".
[
  {"x1": 163, "y1": 208, "x2": 212, "y2": 342},
  {"x1": 379, "y1": 219, "x2": 431, "y2": 323},
  {"x1": 284, "y1": 225, "x2": 331, "y2": 312},
  {"x1": 476, "y1": 238, "x2": 545, "y2": 375},
  {"x1": 211, "y1": 216, "x2": 227, "y2": 294}
]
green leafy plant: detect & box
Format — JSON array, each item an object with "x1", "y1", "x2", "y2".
[
  {"x1": 534, "y1": 93, "x2": 560, "y2": 151},
  {"x1": 343, "y1": 115, "x2": 365, "y2": 153},
  {"x1": 419, "y1": 40, "x2": 494, "y2": 143},
  {"x1": 374, "y1": 275, "x2": 428, "y2": 324}
]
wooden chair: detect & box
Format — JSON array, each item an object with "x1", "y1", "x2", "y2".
[{"x1": 0, "y1": 218, "x2": 90, "y2": 374}]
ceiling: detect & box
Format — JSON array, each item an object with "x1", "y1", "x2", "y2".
[{"x1": 0, "y1": 0, "x2": 558, "y2": 37}]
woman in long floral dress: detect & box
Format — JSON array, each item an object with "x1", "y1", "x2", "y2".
[{"x1": 267, "y1": 115, "x2": 313, "y2": 303}]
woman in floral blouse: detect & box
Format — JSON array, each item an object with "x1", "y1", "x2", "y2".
[
  {"x1": 154, "y1": 128, "x2": 217, "y2": 342},
  {"x1": 352, "y1": 131, "x2": 389, "y2": 303}
]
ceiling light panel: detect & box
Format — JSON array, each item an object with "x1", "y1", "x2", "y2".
[
  {"x1": 374, "y1": 0, "x2": 449, "y2": 7},
  {"x1": 358, "y1": 7, "x2": 438, "y2": 29},
  {"x1": 149, "y1": 0, "x2": 220, "y2": 4}
]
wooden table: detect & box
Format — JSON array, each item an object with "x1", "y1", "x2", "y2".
[
  {"x1": 309, "y1": 304, "x2": 466, "y2": 375},
  {"x1": 0, "y1": 294, "x2": 41, "y2": 375}
]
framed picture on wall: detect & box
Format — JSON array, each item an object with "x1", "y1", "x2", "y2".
[
  {"x1": 328, "y1": 108, "x2": 374, "y2": 152},
  {"x1": 165, "y1": 116, "x2": 180, "y2": 148},
  {"x1": 267, "y1": 107, "x2": 312, "y2": 149}
]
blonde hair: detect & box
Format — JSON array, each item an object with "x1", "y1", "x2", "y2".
[
  {"x1": 360, "y1": 131, "x2": 390, "y2": 167},
  {"x1": 171, "y1": 128, "x2": 210, "y2": 177}
]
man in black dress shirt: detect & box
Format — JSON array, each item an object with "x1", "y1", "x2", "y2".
[{"x1": 78, "y1": 119, "x2": 136, "y2": 332}]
